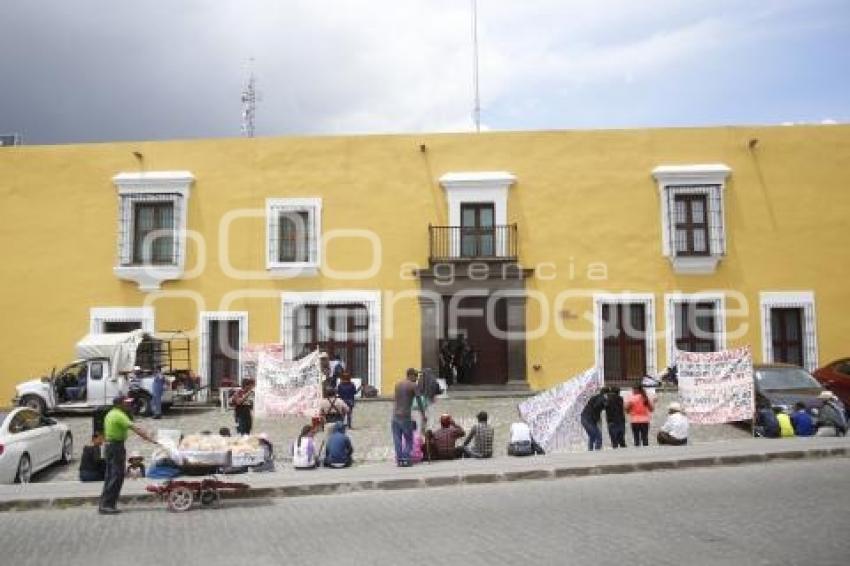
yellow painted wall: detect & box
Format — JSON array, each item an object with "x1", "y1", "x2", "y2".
[{"x1": 1, "y1": 125, "x2": 849, "y2": 400}]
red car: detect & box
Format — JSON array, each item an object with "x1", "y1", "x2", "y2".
[{"x1": 813, "y1": 358, "x2": 850, "y2": 407}]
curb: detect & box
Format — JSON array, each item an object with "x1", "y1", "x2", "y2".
[{"x1": 1, "y1": 446, "x2": 846, "y2": 513}]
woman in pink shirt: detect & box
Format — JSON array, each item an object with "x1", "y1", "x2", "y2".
[{"x1": 626, "y1": 385, "x2": 654, "y2": 446}]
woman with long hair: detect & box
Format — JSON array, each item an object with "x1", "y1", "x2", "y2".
[
  {"x1": 292, "y1": 424, "x2": 318, "y2": 469},
  {"x1": 625, "y1": 384, "x2": 654, "y2": 446}
]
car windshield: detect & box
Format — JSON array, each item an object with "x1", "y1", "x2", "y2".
[{"x1": 755, "y1": 368, "x2": 821, "y2": 390}]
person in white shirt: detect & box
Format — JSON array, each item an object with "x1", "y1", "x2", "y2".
[
  {"x1": 507, "y1": 410, "x2": 545, "y2": 456},
  {"x1": 657, "y1": 402, "x2": 688, "y2": 446}
]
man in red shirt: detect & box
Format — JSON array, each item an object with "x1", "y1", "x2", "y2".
[{"x1": 427, "y1": 414, "x2": 465, "y2": 460}]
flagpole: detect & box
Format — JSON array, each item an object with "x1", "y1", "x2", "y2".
[{"x1": 472, "y1": 0, "x2": 481, "y2": 133}]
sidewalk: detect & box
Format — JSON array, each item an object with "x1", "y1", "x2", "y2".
[{"x1": 2, "y1": 436, "x2": 847, "y2": 512}]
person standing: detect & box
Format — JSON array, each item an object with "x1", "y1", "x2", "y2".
[
  {"x1": 626, "y1": 385, "x2": 654, "y2": 447},
  {"x1": 392, "y1": 368, "x2": 426, "y2": 467},
  {"x1": 151, "y1": 365, "x2": 166, "y2": 420},
  {"x1": 581, "y1": 388, "x2": 607, "y2": 451},
  {"x1": 605, "y1": 386, "x2": 627, "y2": 448},
  {"x1": 99, "y1": 396, "x2": 158, "y2": 514},
  {"x1": 335, "y1": 373, "x2": 358, "y2": 429},
  {"x1": 231, "y1": 378, "x2": 255, "y2": 435}
]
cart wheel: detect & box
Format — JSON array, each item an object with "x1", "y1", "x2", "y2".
[
  {"x1": 200, "y1": 489, "x2": 220, "y2": 507},
  {"x1": 167, "y1": 487, "x2": 194, "y2": 512}
]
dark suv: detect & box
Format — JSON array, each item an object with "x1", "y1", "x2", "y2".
[{"x1": 754, "y1": 363, "x2": 826, "y2": 412}]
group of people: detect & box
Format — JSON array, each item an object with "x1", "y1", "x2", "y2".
[
  {"x1": 755, "y1": 391, "x2": 847, "y2": 438},
  {"x1": 581, "y1": 384, "x2": 689, "y2": 450}
]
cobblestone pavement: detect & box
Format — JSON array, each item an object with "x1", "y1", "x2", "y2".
[
  {"x1": 3, "y1": 458, "x2": 849, "y2": 566},
  {"x1": 35, "y1": 390, "x2": 751, "y2": 482}
]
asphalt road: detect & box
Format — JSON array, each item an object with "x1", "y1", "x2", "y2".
[{"x1": 2, "y1": 459, "x2": 848, "y2": 566}]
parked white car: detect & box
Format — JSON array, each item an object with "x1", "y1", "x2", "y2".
[{"x1": 0, "y1": 408, "x2": 73, "y2": 484}]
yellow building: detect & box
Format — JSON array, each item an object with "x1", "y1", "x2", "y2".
[{"x1": 1, "y1": 124, "x2": 849, "y2": 402}]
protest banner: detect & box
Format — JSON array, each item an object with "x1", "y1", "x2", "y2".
[
  {"x1": 676, "y1": 346, "x2": 755, "y2": 424},
  {"x1": 254, "y1": 350, "x2": 322, "y2": 418},
  {"x1": 518, "y1": 367, "x2": 602, "y2": 452},
  {"x1": 241, "y1": 343, "x2": 285, "y2": 382}
]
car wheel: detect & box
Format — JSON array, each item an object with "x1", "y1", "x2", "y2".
[
  {"x1": 15, "y1": 454, "x2": 32, "y2": 484},
  {"x1": 60, "y1": 433, "x2": 73, "y2": 464},
  {"x1": 21, "y1": 395, "x2": 46, "y2": 415}
]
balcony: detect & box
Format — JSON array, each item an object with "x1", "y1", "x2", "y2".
[{"x1": 428, "y1": 224, "x2": 518, "y2": 262}]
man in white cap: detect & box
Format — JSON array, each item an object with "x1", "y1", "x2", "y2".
[
  {"x1": 657, "y1": 402, "x2": 689, "y2": 446},
  {"x1": 815, "y1": 391, "x2": 847, "y2": 436}
]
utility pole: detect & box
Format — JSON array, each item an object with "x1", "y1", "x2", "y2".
[{"x1": 471, "y1": 0, "x2": 481, "y2": 133}]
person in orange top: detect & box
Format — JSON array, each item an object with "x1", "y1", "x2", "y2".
[{"x1": 625, "y1": 384, "x2": 654, "y2": 446}]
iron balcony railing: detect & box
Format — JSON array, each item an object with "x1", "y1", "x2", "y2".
[{"x1": 429, "y1": 224, "x2": 518, "y2": 261}]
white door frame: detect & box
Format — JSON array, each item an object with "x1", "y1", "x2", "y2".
[{"x1": 199, "y1": 312, "x2": 249, "y2": 395}]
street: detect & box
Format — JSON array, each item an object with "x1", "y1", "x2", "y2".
[{"x1": 2, "y1": 458, "x2": 848, "y2": 566}]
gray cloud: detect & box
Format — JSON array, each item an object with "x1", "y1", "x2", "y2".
[{"x1": 1, "y1": 0, "x2": 847, "y2": 145}]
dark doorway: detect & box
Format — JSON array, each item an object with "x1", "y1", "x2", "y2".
[
  {"x1": 771, "y1": 308, "x2": 804, "y2": 367},
  {"x1": 103, "y1": 321, "x2": 143, "y2": 333},
  {"x1": 460, "y1": 203, "x2": 495, "y2": 257},
  {"x1": 209, "y1": 320, "x2": 240, "y2": 390},
  {"x1": 602, "y1": 303, "x2": 647, "y2": 383},
  {"x1": 445, "y1": 296, "x2": 508, "y2": 385}
]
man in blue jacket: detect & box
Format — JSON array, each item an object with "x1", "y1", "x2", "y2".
[
  {"x1": 323, "y1": 422, "x2": 354, "y2": 468},
  {"x1": 790, "y1": 402, "x2": 815, "y2": 436}
]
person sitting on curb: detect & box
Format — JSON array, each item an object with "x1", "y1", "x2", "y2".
[
  {"x1": 79, "y1": 432, "x2": 106, "y2": 482},
  {"x1": 323, "y1": 422, "x2": 354, "y2": 468},
  {"x1": 319, "y1": 386, "x2": 350, "y2": 429},
  {"x1": 428, "y1": 414, "x2": 465, "y2": 460},
  {"x1": 790, "y1": 402, "x2": 815, "y2": 436},
  {"x1": 755, "y1": 402, "x2": 780, "y2": 438},
  {"x1": 507, "y1": 413, "x2": 545, "y2": 456},
  {"x1": 657, "y1": 402, "x2": 689, "y2": 446},
  {"x1": 775, "y1": 407, "x2": 795, "y2": 437},
  {"x1": 816, "y1": 391, "x2": 848, "y2": 436},
  {"x1": 292, "y1": 425, "x2": 320, "y2": 469},
  {"x1": 462, "y1": 411, "x2": 494, "y2": 459}
]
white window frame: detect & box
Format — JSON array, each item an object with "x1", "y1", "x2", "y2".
[
  {"x1": 280, "y1": 290, "x2": 382, "y2": 392},
  {"x1": 112, "y1": 171, "x2": 195, "y2": 291},
  {"x1": 90, "y1": 307, "x2": 155, "y2": 334},
  {"x1": 651, "y1": 164, "x2": 730, "y2": 275},
  {"x1": 265, "y1": 198, "x2": 322, "y2": 277},
  {"x1": 198, "y1": 311, "x2": 249, "y2": 397},
  {"x1": 439, "y1": 171, "x2": 516, "y2": 257},
  {"x1": 593, "y1": 292, "x2": 657, "y2": 380},
  {"x1": 760, "y1": 291, "x2": 818, "y2": 372},
  {"x1": 664, "y1": 292, "x2": 727, "y2": 368}
]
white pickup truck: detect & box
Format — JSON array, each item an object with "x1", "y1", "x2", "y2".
[{"x1": 13, "y1": 330, "x2": 176, "y2": 416}]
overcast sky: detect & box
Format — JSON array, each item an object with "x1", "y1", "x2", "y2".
[{"x1": 1, "y1": 1, "x2": 848, "y2": 145}]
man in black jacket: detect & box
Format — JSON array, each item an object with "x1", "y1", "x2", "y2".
[{"x1": 581, "y1": 388, "x2": 608, "y2": 451}]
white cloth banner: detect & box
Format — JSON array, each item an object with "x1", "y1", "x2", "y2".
[
  {"x1": 254, "y1": 351, "x2": 322, "y2": 418},
  {"x1": 676, "y1": 346, "x2": 755, "y2": 425},
  {"x1": 518, "y1": 367, "x2": 602, "y2": 452}
]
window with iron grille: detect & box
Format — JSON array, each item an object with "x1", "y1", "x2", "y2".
[
  {"x1": 266, "y1": 198, "x2": 321, "y2": 272},
  {"x1": 278, "y1": 210, "x2": 311, "y2": 263},
  {"x1": 771, "y1": 307, "x2": 804, "y2": 367},
  {"x1": 675, "y1": 301, "x2": 717, "y2": 353},
  {"x1": 295, "y1": 304, "x2": 369, "y2": 382},
  {"x1": 673, "y1": 194, "x2": 710, "y2": 257},
  {"x1": 602, "y1": 303, "x2": 648, "y2": 382},
  {"x1": 132, "y1": 201, "x2": 175, "y2": 264}
]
